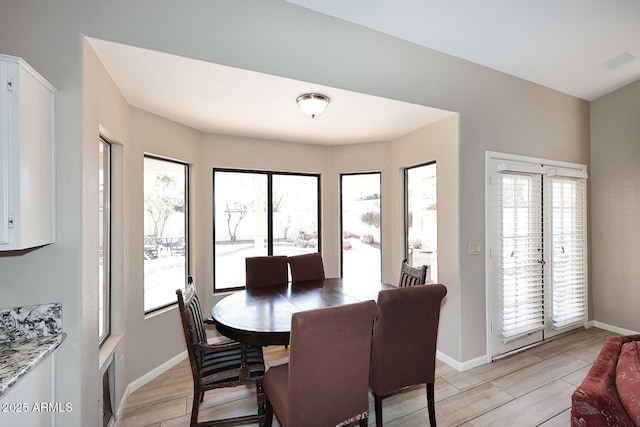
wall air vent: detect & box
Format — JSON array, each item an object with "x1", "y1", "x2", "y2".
[{"x1": 602, "y1": 52, "x2": 636, "y2": 70}]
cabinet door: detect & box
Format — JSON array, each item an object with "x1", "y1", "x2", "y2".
[
  {"x1": 0, "y1": 353, "x2": 55, "y2": 427},
  {"x1": 0, "y1": 61, "x2": 9, "y2": 244}
]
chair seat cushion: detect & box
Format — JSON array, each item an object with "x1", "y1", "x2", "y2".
[
  {"x1": 263, "y1": 364, "x2": 290, "y2": 427},
  {"x1": 201, "y1": 345, "x2": 265, "y2": 387},
  {"x1": 616, "y1": 341, "x2": 640, "y2": 426}
]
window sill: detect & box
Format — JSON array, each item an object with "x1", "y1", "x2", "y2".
[
  {"x1": 99, "y1": 333, "x2": 123, "y2": 370},
  {"x1": 144, "y1": 303, "x2": 178, "y2": 320}
]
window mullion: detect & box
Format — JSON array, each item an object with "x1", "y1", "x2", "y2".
[{"x1": 267, "y1": 173, "x2": 273, "y2": 256}]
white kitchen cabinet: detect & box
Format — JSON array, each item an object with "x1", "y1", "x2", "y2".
[
  {"x1": 0, "y1": 54, "x2": 55, "y2": 250},
  {"x1": 0, "y1": 353, "x2": 56, "y2": 427}
]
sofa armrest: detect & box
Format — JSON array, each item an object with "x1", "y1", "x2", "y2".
[
  {"x1": 572, "y1": 377, "x2": 635, "y2": 426},
  {"x1": 571, "y1": 334, "x2": 640, "y2": 427}
]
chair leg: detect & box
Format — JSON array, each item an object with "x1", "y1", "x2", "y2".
[
  {"x1": 256, "y1": 379, "x2": 267, "y2": 427},
  {"x1": 359, "y1": 417, "x2": 368, "y2": 426},
  {"x1": 426, "y1": 382, "x2": 436, "y2": 427},
  {"x1": 263, "y1": 394, "x2": 274, "y2": 427},
  {"x1": 374, "y1": 394, "x2": 383, "y2": 427},
  {"x1": 190, "y1": 386, "x2": 200, "y2": 427}
]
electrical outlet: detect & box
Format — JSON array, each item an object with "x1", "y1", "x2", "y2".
[{"x1": 468, "y1": 242, "x2": 481, "y2": 256}]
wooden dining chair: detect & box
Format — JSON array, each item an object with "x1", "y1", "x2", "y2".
[
  {"x1": 177, "y1": 276, "x2": 267, "y2": 426},
  {"x1": 287, "y1": 252, "x2": 325, "y2": 283},
  {"x1": 245, "y1": 256, "x2": 289, "y2": 289},
  {"x1": 398, "y1": 258, "x2": 428, "y2": 286},
  {"x1": 263, "y1": 300, "x2": 379, "y2": 427},
  {"x1": 369, "y1": 284, "x2": 447, "y2": 427}
]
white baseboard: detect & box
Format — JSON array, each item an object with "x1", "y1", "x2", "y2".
[
  {"x1": 114, "y1": 350, "x2": 189, "y2": 426},
  {"x1": 123, "y1": 336, "x2": 224, "y2": 398},
  {"x1": 114, "y1": 386, "x2": 130, "y2": 427},
  {"x1": 128, "y1": 350, "x2": 188, "y2": 393},
  {"x1": 588, "y1": 320, "x2": 639, "y2": 336},
  {"x1": 436, "y1": 351, "x2": 490, "y2": 372}
]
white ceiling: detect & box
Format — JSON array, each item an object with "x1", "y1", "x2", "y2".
[
  {"x1": 287, "y1": 0, "x2": 640, "y2": 101},
  {"x1": 88, "y1": 38, "x2": 453, "y2": 146}
]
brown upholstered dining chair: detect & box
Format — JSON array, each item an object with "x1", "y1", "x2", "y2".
[
  {"x1": 398, "y1": 258, "x2": 428, "y2": 286},
  {"x1": 263, "y1": 300, "x2": 379, "y2": 427},
  {"x1": 245, "y1": 256, "x2": 289, "y2": 289},
  {"x1": 369, "y1": 284, "x2": 447, "y2": 427},
  {"x1": 287, "y1": 252, "x2": 325, "y2": 283},
  {"x1": 177, "y1": 276, "x2": 266, "y2": 426}
]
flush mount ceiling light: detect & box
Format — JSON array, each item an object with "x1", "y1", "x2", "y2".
[{"x1": 296, "y1": 93, "x2": 330, "y2": 118}]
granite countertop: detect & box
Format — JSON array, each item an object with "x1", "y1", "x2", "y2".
[
  {"x1": 0, "y1": 333, "x2": 66, "y2": 397},
  {"x1": 0, "y1": 302, "x2": 64, "y2": 398}
]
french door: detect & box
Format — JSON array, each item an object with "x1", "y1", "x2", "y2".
[{"x1": 487, "y1": 153, "x2": 587, "y2": 358}]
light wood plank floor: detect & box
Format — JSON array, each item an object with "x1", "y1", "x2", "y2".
[{"x1": 117, "y1": 327, "x2": 613, "y2": 427}]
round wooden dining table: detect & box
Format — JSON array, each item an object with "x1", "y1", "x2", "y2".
[{"x1": 211, "y1": 277, "x2": 395, "y2": 346}]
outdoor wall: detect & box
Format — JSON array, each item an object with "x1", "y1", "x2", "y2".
[
  {"x1": 0, "y1": 1, "x2": 591, "y2": 424},
  {"x1": 590, "y1": 79, "x2": 640, "y2": 333}
]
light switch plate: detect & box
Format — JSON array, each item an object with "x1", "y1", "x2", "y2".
[{"x1": 468, "y1": 242, "x2": 481, "y2": 256}]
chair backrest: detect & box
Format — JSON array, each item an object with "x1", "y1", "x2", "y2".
[
  {"x1": 288, "y1": 300, "x2": 378, "y2": 427},
  {"x1": 398, "y1": 258, "x2": 428, "y2": 286},
  {"x1": 288, "y1": 252, "x2": 325, "y2": 283},
  {"x1": 370, "y1": 284, "x2": 447, "y2": 396},
  {"x1": 177, "y1": 276, "x2": 207, "y2": 382},
  {"x1": 245, "y1": 256, "x2": 289, "y2": 289}
]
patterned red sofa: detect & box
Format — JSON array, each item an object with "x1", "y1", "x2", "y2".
[{"x1": 571, "y1": 334, "x2": 640, "y2": 426}]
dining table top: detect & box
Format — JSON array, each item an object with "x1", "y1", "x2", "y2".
[{"x1": 211, "y1": 277, "x2": 395, "y2": 346}]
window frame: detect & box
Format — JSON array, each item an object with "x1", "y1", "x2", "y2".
[
  {"x1": 212, "y1": 167, "x2": 321, "y2": 292},
  {"x1": 143, "y1": 154, "x2": 190, "y2": 314},
  {"x1": 339, "y1": 171, "x2": 382, "y2": 280},
  {"x1": 99, "y1": 137, "x2": 112, "y2": 347},
  {"x1": 403, "y1": 161, "x2": 437, "y2": 263}
]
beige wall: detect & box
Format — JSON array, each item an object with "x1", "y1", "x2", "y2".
[
  {"x1": 124, "y1": 111, "x2": 460, "y2": 381},
  {"x1": 0, "y1": 1, "x2": 591, "y2": 424},
  {"x1": 391, "y1": 115, "x2": 461, "y2": 359},
  {"x1": 329, "y1": 117, "x2": 461, "y2": 359},
  {"x1": 83, "y1": 39, "x2": 130, "y2": 414},
  {"x1": 457, "y1": 83, "x2": 590, "y2": 360},
  {"x1": 330, "y1": 140, "x2": 392, "y2": 282},
  {"x1": 125, "y1": 111, "x2": 455, "y2": 382},
  {"x1": 0, "y1": 8, "x2": 86, "y2": 423},
  {"x1": 590, "y1": 79, "x2": 640, "y2": 332},
  {"x1": 126, "y1": 108, "x2": 204, "y2": 381}
]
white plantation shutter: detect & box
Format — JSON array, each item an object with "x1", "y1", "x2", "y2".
[
  {"x1": 549, "y1": 177, "x2": 587, "y2": 329},
  {"x1": 493, "y1": 171, "x2": 545, "y2": 343},
  {"x1": 488, "y1": 153, "x2": 589, "y2": 356}
]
